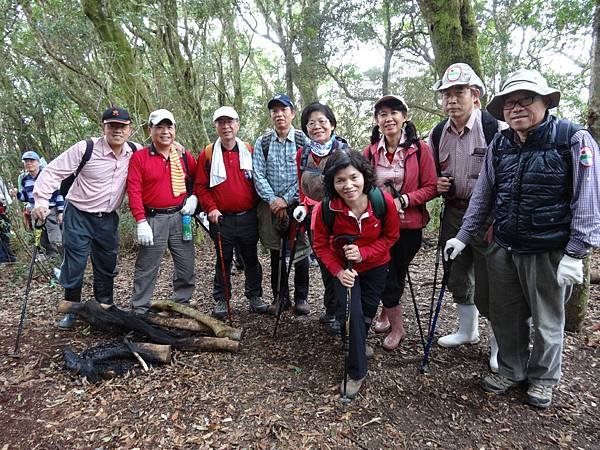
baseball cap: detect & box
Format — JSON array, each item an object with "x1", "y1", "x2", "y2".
[
  {"x1": 21, "y1": 150, "x2": 41, "y2": 161},
  {"x1": 432, "y1": 63, "x2": 486, "y2": 97},
  {"x1": 486, "y1": 69, "x2": 561, "y2": 121},
  {"x1": 101, "y1": 106, "x2": 132, "y2": 124},
  {"x1": 148, "y1": 109, "x2": 176, "y2": 126},
  {"x1": 213, "y1": 106, "x2": 239, "y2": 122},
  {"x1": 373, "y1": 95, "x2": 409, "y2": 113},
  {"x1": 267, "y1": 93, "x2": 295, "y2": 110}
]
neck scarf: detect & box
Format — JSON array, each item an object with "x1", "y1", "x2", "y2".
[
  {"x1": 307, "y1": 135, "x2": 336, "y2": 158},
  {"x1": 169, "y1": 144, "x2": 187, "y2": 197}
]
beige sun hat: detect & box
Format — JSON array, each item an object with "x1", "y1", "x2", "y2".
[
  {"x1": 373, "y1": 95, "x2": 409, "y2": 113},
  {"x1": 486, "y1": 69, "x2": 561, "y2": 120},
  {"x1": 432, "y1": 63, "x2": 486, "y2": 97}
]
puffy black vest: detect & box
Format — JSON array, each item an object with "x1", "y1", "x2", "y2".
[{"x1": 492, "y1": 116, "x2": 575, "y2": 254}]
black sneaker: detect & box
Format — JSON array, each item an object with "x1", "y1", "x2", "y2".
[
  {"x1": 267, "y1": 297, "x2": 291, "y2": 315},
  {"x1": 294, "y1": 298, "x2": 310, "y2": 315},
  {"x1": 325, "y1": 319, "x2": 341, "y2": 336},
  {"x1": 482, "y1": 374, "x2": 526, "y2": 395},
  {"x1": 212, "y1": 299, "x2": 228, "y2": 319},
  {"x1": 58, "y1": 313, "x2": 76, "y2": 330},
  {"x1": 248, "y1": 296, "x2": 268, "y2": 314},
  {"x1": 319, "y1": 312, "x2": 336, "y2": 324}
]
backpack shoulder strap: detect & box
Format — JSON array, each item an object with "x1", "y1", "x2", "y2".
[
  {"x1": 180, "y1": 150, "x2": 193, "y2": 195},
  {"x1": 299, "y1": 146, "x2": 311, "y2": 173},
  {"x1": 294, "y1": 130, "x2": 305, "y2": 150},
  {"x1": 126, "y1": 141, "x2": 137, "y2": 153},
  {"x1": 481, "y1": 111, "x2": 500, "y2": 145},
  {"x1": 75, "y1": 139, "x2": 94, "y2": 176},
  {"x1": 261, "y1": 131, "x2": 273, "y2": 160},
  {"x1": 368, "y1": 187, "x2": 386, "y2": 220},
  {"x1": 431, "y1": 119, "x2": 448, "y2": 176},
  {"x1": 321, "y1": 196, "x2": 335, "y2": 234}
]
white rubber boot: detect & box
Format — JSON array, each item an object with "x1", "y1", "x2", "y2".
[
  {"x1": 438, "y1": 304, "x2": 480, "y2": 348},
  {"x1": 488, "y1": 322, "x2": 499, "y2": 373}
]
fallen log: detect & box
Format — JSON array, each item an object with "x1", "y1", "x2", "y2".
[
  {"x1": 81, "y1": 341, "x2": 171, "y2": 364},
  {"x1": 151, "y1": 300, "x2": 242, "y2": 341},
  {"x1": 178, "y1": 337, "x2": 239, "y2": 352},
  {"x1": 57, "y1": 300, "x2": 239, "y2": 352},
  {"x1": 146, "y1": 315, "x2": 212, "y2": 333}
]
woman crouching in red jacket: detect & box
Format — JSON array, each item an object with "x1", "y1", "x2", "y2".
[{"x1": 312, "y1": 150, "x2": 399, "y2": 399}]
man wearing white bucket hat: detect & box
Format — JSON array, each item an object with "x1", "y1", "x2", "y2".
[
  {"x1": 429, "y1": 63, "x2": 505, "y2": 372},
  {"x1": 445, "y1": 69, "x2": 600, "y2": 409}
]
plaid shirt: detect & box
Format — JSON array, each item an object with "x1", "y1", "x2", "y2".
[{"x1": 252, "y1": 127, "x2": 307, "y2": 204}]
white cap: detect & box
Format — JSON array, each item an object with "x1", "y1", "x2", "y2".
[
  {"x1": 486, "y1": 69, "x2": 561, "y2": 121},
  {"x1": 213, "y1": 106, "x2": 239, "y2": 122},
  {"x1": 148, "y1": 109, "x2": 176, "y2": 126},
  {"x1": 432, "y1": 63, "x2": 486, "y2": 97}
]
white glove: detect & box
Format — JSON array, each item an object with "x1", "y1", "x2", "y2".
[
  {"x1": 137, "y1": 220, "x2": 154, "y2": 246},
  {"x1": 181, "y1": 195, "x2": 198, "y2": 215},
  {"x1": 444, "y1": 238, "x2": 466, "y2": 261},
  {"x1": 293, "y1": 205, "x2": 307, "y2": 222},
  {"x1": 556, "y1": 255, "x2": 583, "y2": 286}
]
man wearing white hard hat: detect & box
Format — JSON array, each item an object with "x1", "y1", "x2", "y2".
[
  {"x1": 194, "y1": 106, "x2": 267, "y2": 319},
  {"x1": 429, "y1": 63, "x2": 505, "y2": 372},
  {"x1": 127, "y1": 109, "x2": 198, "y2": 314},
  {"x1": 445, "y1": 69, "x2": 600, "y2": 409}
]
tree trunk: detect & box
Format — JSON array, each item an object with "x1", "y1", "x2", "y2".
[
  {"x1": 565, "y1": 255, "x2": 591, "y2": 332},
  {"x1": 221, "y1": 10, "x2": 243, "y2": 114},
  {"x1": 417, "y1": 0, "x2": 483, "y2": 78}
]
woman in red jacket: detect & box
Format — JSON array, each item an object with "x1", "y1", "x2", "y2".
[
  {"x1": 313, "y1": 150, "x2": 399, "y2": 399},
  {"x1": 364, "y1": 95, "x2": 438, "y2": 350}
]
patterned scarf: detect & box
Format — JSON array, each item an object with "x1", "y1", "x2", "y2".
[
  {"x1": 169, "y1": 144, "x2": 186, "y2": 197},
  {"x1": 306, "y1": 135, "x2": 336, "y2": 158}
]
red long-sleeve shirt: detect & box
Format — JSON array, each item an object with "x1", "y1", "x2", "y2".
[
  {"x1": 194, "y1": 142, "x2": 258, "y2": 213},
  {"x1": 312, "y1": 193, "x2": 400, "y2": 277},
  {"x1": 127, "y1": 146, "x2": 197, "y2": 222}
]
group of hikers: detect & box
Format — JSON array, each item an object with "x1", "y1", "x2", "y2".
[{"x1": 1, "y1": 63, "x2": 599, "y2": 408}]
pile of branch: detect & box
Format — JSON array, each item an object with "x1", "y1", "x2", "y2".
[{"x1": 58, "y1": 300, "x2": 242, "y2": 352}]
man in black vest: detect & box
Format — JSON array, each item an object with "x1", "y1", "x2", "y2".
[
  {"x1": 445, "y1": 69, "x2": 600, "y2": 409},
  {"x1": 430, "y1": 63, "x2": 504, "y2": 372}
]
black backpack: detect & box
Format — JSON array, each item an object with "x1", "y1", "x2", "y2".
[
  {"x1": 430, "y1": 111, "x2": 499, "y2": 176},
  {"x1": 59, "y1": 139, "x2": 137, "y2": 196},
  {"x1": 260, "y1": 129, "x2": 305, "y2": 160},
  {"x1": 321, "y1": 187, "x2": 387, "y2": 234}
]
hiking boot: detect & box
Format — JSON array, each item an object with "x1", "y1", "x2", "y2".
[
  {"x1": 527, "y1": 384, "x2": 553, "y2": 409},
  {"x1": 294, "y1": 298, "x2": 310, "y2": 315},
  {"x1": 212, "y1": 299, "x2": 229, "y2": 319},
  {"x1": 248, "y1": 296, "x2": 268, "y2": 314},
  {"x1": 267, "y1": 297, "x2": 291, "y2": 315},
  {"x1": 58, "y1": 313, "x2": 76, "y2": 330},
  {"x1": 339, "y1": 376, "x2": 366, "y2": 399},
  {"x1": 325, "y1": 319, "x2": 341, "y2": 336},
  {"x1": 319, "y1": 311, "x2": 336, "y2": 324},
  {"x1": 482, "y1": 373, "x2": 525, "y2": 395},
  {"x1": 365, "y1": 343, "x2": 374, "y2": 359}
]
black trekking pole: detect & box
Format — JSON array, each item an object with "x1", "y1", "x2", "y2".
[
  {"x1": 273, "y1": 219, "x2": 302, "y2": 337},
  {"x1": 10, "y1": 221, "x2": 44, "y2": 358},
  {"x1": 420, "y1": 249, "x2": 453, "y2": 373},
  {"x1": 215, "y1": 217, "x2": 233, "y2": 325},
  {"x1": 406, "y1": 270, "x2": 426, "y2": 351},
  {"x1": 428, "y1": 202, "x2": 445, "y2": 334},
  {"x1": 334, "y1": 234, "x2": 358, "y2": 404}
]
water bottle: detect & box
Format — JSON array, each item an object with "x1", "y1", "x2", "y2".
[{"x1": 182, "y1": 214, "x2": 192, "y2": 241}]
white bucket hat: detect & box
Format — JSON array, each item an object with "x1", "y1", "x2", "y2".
[
  {"x1": 432, "y1": 63, "x2": 486, "y2": 97},
  {"x1": 486, "y1": 69, "x2": 561, "y2": 120}
]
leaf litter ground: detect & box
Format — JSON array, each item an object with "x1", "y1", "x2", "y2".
[{"x1": 1, "y1": 234, "x2": 599, "y2": 449}]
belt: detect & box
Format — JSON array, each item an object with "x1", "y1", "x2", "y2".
[
  {"x1": 83, "y1": 210, "x2": 114, "y2": 218},
  {"x1": 222, "y1": 208, "x2": 254, "y2": 217},
  {"x1": 445, "y1": 198, "x2": 470, "y2": 210},
  {"x1": 144, "y1": 204, "x2": 183, "y2": 216}
]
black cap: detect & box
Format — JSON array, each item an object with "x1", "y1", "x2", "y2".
[
  {"x1": 102, "y1": 106, "x2": 131, "y2": 124},
  {"x1": 267, "y1": 93, "x2": 295, "y2": 110}
]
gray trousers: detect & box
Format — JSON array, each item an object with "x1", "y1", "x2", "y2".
[
  {"x1": 487, "y1": 243, "x2": 570, "y2": 385},
  {"x1": 440, "y1": 205, "x2": 492, "y2": 317},
  {"x1": 131, "y1": 213, "x2": 195, "y2": 312}
]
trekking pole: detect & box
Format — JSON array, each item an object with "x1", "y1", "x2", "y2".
[
  {"x1": 215, "y1": 217, "x2": 232, "y2": 325},
  {"x1": 334, "y1": 234, "x2": 358, "y2": 404},
  {"x1": 273, "y1": 219, "x2": 301, "y2": 337},
  {"x1": 406, "y1": 270, "x2": 426, "y2": 351},
  {"x1": 428, "y1": 202, "x2": 445, "y2": 334},
  {"x1": 10, "y1": 221, "x2": 44, "y2": 358},
  {"x1": 420, "y1": 249, "x2": 453, "y2": 373}
]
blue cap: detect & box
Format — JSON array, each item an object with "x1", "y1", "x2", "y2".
[
  {"x1": 267, "y1": 93, "x2": 295, "y2": 110},
  {"x1": 21, "y1": 151, "x2": 41, "y2": 161}
]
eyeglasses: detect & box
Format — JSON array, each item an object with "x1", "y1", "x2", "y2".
[
  {"x1": 503, "y1": 95, "x2": 539, "y2": 110},
  {"x1": 306, "y1": 118, "x2": 330, "y2": 128},
  {"x1": 376, "y1": 110, "x2": 403, "y2": 120}
]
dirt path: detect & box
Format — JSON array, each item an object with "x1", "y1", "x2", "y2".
[{"x1": 1, "y1": 238, "x2": 599, "y2": 449}]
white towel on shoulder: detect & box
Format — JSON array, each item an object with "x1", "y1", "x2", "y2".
[{"x1": 210, "y1": 137, "x2": 253, "y2": 187}]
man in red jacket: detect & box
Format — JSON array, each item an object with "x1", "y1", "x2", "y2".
[
  {"x1": 195, "y1": 106, "x2": 266, "y2": 318},
  {"x1": 127, "y1": 109, "x2": 198, "y2": 314}
]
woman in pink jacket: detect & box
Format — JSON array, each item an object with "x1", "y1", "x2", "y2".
[
  {"x1": 313, "y1": 150, "x2": 399, "y2": 399},
  {"x1": 364, "y1": 95, "x2": 438, "y2": 350}
]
